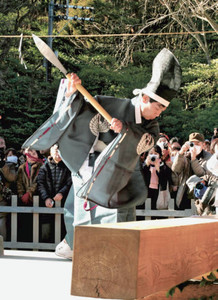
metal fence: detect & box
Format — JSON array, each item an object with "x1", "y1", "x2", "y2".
[{"x1": 0, "y1": 195, "x2": 197, "y2": 250}]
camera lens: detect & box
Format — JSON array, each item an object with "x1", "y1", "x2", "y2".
[
  {"x1": 163, "y1": 143, "x2": 168, "y2": 150},
  {"x1": 195, "y1": 182, "x2": 204, "y2": 190},
  {"x1": 189, "y1": 142, "x2": 194, "y2": 147},
  {"x1": 151, "y1": 156, "x2": 156, "y2": 162}
]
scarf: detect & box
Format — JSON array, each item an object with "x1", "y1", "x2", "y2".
[{"x1": 149, "y1": 165, "x2": 159, "y2": 189}]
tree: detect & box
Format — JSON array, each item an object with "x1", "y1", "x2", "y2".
[
  {"x1": 0, "y1": 0, "x2": 217, "y2": 148},
  {"x1": 160, "y1": 0, "x2": 218, "y2": 64}
]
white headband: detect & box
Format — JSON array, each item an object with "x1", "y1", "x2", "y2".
[{"x1": 133, "y1": 88, "x2": 170, "y2": 107}]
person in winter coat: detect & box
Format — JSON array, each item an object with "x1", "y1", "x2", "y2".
[
  {"x1": 186, "y1": 152, "x2": 218, "y2": 216},
  {"x1": 0, "y1": 167, "x2": 14, "y2": 240},
  {"x1": 37, "y1": 144, "x2": 72, "y2": 242},
  {"x1": 171, "y1": 132, "x2": 212, "y2": 210},
  {"x1": 17, "y1": 149, "x2": 43, "y2": 242},
  {"x1": 0, "y1": 148, "x2": 19, "y2": 240},
  {"x1": 141, "y1": 145, "x2": 172, "y2": 216}
]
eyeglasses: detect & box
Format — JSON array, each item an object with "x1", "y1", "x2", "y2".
[{"x1": 172, "y1": 147, "x2": 181, "y2": 151}]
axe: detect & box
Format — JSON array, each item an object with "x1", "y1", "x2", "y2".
[{"x1": 32, "y1": 34, "x2": 112, "y2": 123}]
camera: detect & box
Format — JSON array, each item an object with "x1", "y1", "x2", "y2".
[
  {"x1": 195, "y1": 182, "x2": 205, "y2": 190},
  {"x1": 149, "y1": 154, "x2": 158, "y2": 162},
  {"x1": 189, "y1": 142, "x2": 194, "y2": 147},
  {"x1": 163, "y1": 142, "x2": 168, "y2": 150}
]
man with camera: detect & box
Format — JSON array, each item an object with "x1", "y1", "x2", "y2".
[{"x1": 172, "y1": 132, "x2": 212, "y2": 209}]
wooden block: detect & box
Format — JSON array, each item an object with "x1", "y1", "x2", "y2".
[{"x1": 71, "y1": 216, "x2": 218, "y2": 299}]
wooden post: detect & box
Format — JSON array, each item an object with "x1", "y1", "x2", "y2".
[
  {"x1": 71, "y1": 216, "x2": 218, "y2": 299},
  {"x1": 168, "y1": 197, "x2": 174, "y2": 219},
  {"x1": 33, "y1": 196, "x2": 39, "y2": 250},
  {"x1": 145, "y1": 198, "x2": 151, "y2": 220},
  {"x1": 11, "y1": 195, "x2": 17, "y2": 248},
  {"x1": 55, "y1": 200, "x2": 61, "y2": 244}
]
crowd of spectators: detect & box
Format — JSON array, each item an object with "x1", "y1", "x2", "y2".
[
  {"x1": 0, "y1": 127, "x2": 217, "y2": 243},
  {"x1": 0, "y1": 137, "x2": 72, "y2": 243}
]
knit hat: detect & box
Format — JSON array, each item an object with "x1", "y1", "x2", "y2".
[
  {"x1": 189, "y1": 132, "x2": 204, "y2": 143},
  {"x1": 133, "y1": 48, "x2": 182, "y2": 107}
]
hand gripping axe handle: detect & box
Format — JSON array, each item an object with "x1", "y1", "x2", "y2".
[{"x1": 32, "y1": 34, "x2": 112, "y2": 124}]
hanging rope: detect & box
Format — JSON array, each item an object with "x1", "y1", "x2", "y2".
[{"x1": 0, "y1": 30, "x2": 216, "y2": 38}]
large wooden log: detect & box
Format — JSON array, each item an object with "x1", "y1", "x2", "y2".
[{"x1": 71, "y1": 216, "x2": 218, "y2": 299}]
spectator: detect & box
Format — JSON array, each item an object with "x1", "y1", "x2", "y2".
[
  {"x1": 210, "y1": 138, "x2": 218, "y2": 155},
  {"x1": 0, "y1": 175, "x2": 11, "y2": 240},
  {"x1": 4, "y1": 148, "x2": 19, "y2": 194},
  {"x1": 168, "y1": 137, "x2": 182, "y2": 208},
  {"x1": 0, "y1": 140, "x2": 18, "y2": 240},
  {"x1": 172, "y1": 132, "x2": 212, "y2": 210},
  {"x1": 5, "y1": 148, "x2": 18, "y2": 162},
  {"x1": 0, "y1": 136, "x2": 6, "y2": 149},
  {"x1": 156, "y1": 133, "x2": 171, "y2": 167},
  {"x1": 211, "y1": 127, "x2": 218, "y2": 141},
  {"x1": 203, "y1": 139, "x2": 211, "y2": 152},
  {"x1": 186, "y1": 152, "x2": 218, "y2": 216},
  {"x1": 141, "y1": 145, "x2": 172, "y2": 217},
  {"x1": 17, "y1": 149, "x2": 43, "y2": 242},
  {"x1": 17, "y1": 149, "x2": 26, "y2": 165},
  {"x1": 39, "y1": 149, "x2": 50, "y2": 163},
  {"x1": 0, "y1": 136, "x2": 6, "y2": 168},
  {"x1": 169, "y1": 137, "x2": 181, "y2": 162},
  {"x1": 0, "y1": 156, "x2": 13, "y2": 240},
  {"x1": 37, "y1": 144, "x2": 72, "y2": 243}
]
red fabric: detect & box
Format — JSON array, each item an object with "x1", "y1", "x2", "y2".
[
  {"x1": 25, "y1": 153, "x2": 44, "y2": 164},
  {"x1": 21, "y1": 192, "x2": 30, "y2": 204},
  {"x1": 83, "y1": 200, "x2": 97, "y2": 211},
  {"x1": 159, "y1": 133, "x2": 169, "y2": 141},
  {"x1": 25, "y1": 161, "x2": 31, "y2": 179}
]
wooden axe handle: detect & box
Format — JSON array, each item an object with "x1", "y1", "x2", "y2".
[{"x1": 66, "y1": 74, "x2": 112, "y2": 124}]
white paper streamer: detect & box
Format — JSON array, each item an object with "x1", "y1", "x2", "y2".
[{"x1": 18, "y1": 33, "x2": 27, "y2": 69}]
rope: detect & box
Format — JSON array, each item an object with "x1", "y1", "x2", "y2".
[{"x1": 0, "y1": 30, "x2": 216, "y2": 38}]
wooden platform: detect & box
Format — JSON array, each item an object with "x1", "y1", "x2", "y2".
[{"x1": 71, "y1": 216, "x2": 218, "y2": 299}]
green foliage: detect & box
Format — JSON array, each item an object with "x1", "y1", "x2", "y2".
[
  {"x1": 0, "y1": 57, "x2": 58, "y2": 148},
  {"x1": 0, "y1": 1, "x2": 217, "y2": 149},
  {"x1": 182, "y1": 59, "x2": 218, "y2": 110},
  {"x1": 132, "y1": 51, "x2": 158, "y2": 68},
  {"x1": 166, "y1": 270, "x2": 218, "y2": 299}
]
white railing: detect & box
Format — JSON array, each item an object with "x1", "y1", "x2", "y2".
[
  {"x1": 136, "y1": 197, "x2": 197, "y2": 220},
  {"x1": 0, "y1": 195, "x2": 197, "y2": 250},
  {"x1": 1, "y1": 195, "x2": 64, "y2": 250}
]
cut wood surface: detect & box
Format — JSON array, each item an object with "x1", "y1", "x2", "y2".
[{"x1": 71, "y1": 216, "x2": 218, "y2": 299}]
